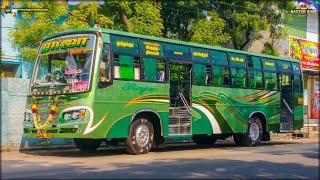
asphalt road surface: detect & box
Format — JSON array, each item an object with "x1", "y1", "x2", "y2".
[{"x1": 2, "y1": 138, "x2": 319, "y2": 179}]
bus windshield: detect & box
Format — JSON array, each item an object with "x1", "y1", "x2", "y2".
[{"x1": 32, "y1": 34, "x2": 96, "y2": 93}]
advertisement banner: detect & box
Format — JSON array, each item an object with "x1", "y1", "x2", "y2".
[
  {"x1": 311, "y1": 78, "x2": 320, "y2": 119},
  {"x1": 289, "y1": 36, "x2": 319, "y2": 71}
]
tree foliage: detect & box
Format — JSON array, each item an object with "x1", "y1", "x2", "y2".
[
  {"x1": 104, "y1": 0, "x2": 163, "y2": 37},
  {"x1": 261, "y1": 42, "x2": 280, "y2": 56},
  {"x1": 183, "y1": 0, "x2": 293, "y2": 50},
  {"x1": 65, "y1": 1, "x2": 113, "y2": 29},
  {"x1": 9, "y1": 0, "x2": 113, "y2": 61},
  {"x1": 9, "y1": 0, "x2": 294, "y2": 62},
  {"x1": 159, "y1": 0, "x2": 206, "y2": 41},
  {"x1": 191, "y1": 12, "x2": 230, "y2": 46}
]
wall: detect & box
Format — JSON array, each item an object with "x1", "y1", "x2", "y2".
[{"x1": 1, "y1": 78, "x2": 74, "y2": 148}]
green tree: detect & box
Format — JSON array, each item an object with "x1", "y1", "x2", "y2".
[
  {"x1": 65, "y1": 1, "x2": 113, "y2": 29},
  {"x1": 159, "y1": 0, "x2": 205, "y2": 41},
  {"x1": 261, "y1": 42, "x2": 280, "y2": 56},
  {"x1": 204, "y1": 0, "x2": 294, "y2": 50},
  {"x1": 104, "y1": 0, "x2": 163, "y2": 37},
  {"x1": 260, "y1": 1, "x2": 293, "y2": 56},
  {"x1": 9, "y1": 0, "x2": 113, "y2": 62},
  {"x1": 191, "y1": 12, "x2": 230, "y2": 46}
]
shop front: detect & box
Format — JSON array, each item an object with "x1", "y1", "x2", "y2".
[{"x1": 289, "y1": 36, "x2": 319, "y2": 124}]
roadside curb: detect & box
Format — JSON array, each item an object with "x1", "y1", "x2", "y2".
[{"x1": 1, "y1": 145, "x2": 77, "y2": 152}]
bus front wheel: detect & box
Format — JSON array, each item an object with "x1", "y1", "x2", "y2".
[
  {"x1": 74, "y1": 138, "x2": 102, "y2": 152},
  {"x1": 125, "y1": 118, "x2": 154, "y2": 155}
]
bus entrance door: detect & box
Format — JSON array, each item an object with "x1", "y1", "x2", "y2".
[
  {"x1": 169, "y1": 62, "x2": 192, "y2": 135},
  {"x1": 280, "y1": 74, "x2": 294, "y2": 132}
]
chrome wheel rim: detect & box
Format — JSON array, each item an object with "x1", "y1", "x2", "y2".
[
  {"x1": 135, "y1": 124, "x2": 149, "y2": 147},
  {"x1": 249, "y1": 123, "x2": 259, "y2": 141}
]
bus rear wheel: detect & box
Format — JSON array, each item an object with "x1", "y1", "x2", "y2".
[
  {"x1": 192, "y1": 135, "x2": 217, "y2": 145},
  {"x1": 125, "y1": 118, "x2": 154, "y2": 155},
  {"x1": 234, "y1": 116, "x2": 263, "y2": 146},
  {"x1": 74, "y1": 138, "x2": 102, "y2": 152}
]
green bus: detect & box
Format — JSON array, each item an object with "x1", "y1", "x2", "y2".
[{"x1": 23, "y1": 28, "x2": 304, "y2": 154}]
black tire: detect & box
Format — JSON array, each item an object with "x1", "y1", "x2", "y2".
[
  {"x1": 125, "y1": 118, "x2": 154, "y2": 155},
  {"x1": 233, "y1": 133, "x2": 243, "y2": 146},
  {"x1": 241, "y1": 116, "x2": 263, "y2": 147},
  {"x1": 74, "y1": 138, "x2": 102, "y2": 152},
  {"x1": 192, "y1": 135, "x2": 217, "y2": 145}
]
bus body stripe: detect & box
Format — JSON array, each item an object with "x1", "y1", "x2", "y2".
[{"x1": 192, "y1": 103, "x2": 222, "y2": 134}]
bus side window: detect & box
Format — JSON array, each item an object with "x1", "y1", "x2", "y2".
[
  {"x1": 264, "y1": 72, "x2": 278, "y2": 90},
  {"x1": 249, "y1": 70, "x2": 263, "y2": 89},
  {"x1": 194, "y1": 64, "x2": 211, "y2": 85},
  {"x1": 231, "y1": 68, "x2": 247, "y2": 88},
  {"x1": 213, "y1": 66, "x2": 229, "y2": 86},
  {"x1": 143, "y1": 58, "x2": 165, "y2": 82},
  {"x1": 98, "y1": 43, "x2": 111, "y2": 88},
  {"x1": 114, "y1": 54, "x2": 140, "y2": 80},
  {"x1": 293, "y1": 75, "x2": 302, "y2": 93}
]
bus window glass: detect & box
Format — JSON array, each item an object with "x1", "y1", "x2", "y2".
[
  {"x1": 292, "y1": 62, "x2": 301, "y2": 75},
  {"x1": 262, "y1": 58, "x2": 276, "y2": 71},
  {"x1": 165, "y1": 43, "x2": 191, "y2": 60},
  {"x1": 264, "y1": 72, "x2": 278, "y2": 90},
  {"x1": 192, "y1": 48, "x2": 210, "y2": 63},
  {"x1": 139, "y1": 40, "x2": 164, "y2": 58},
  {"x1": 293, "y1": 75, "x2": 302, "y2": 93},
  {"x1": 143, "y1": 58, "x2": 165, "y2": 82},
  {"x1": 231, "y1": 68, "x2": 247, "y2": 88},
  {"x1": 33, "y1": 34, "x2": 96, "y2": 93},
  {"x1": 213, "y1": 66, "x2": 230, "y2": 86},
  {"x1": 211, "y1": 50, "x2": 228, "y2": 65},
  {"x1": 98, "y1": 43, "x2": 111, "y2": 88},
  {"x1": 111, "y1": 35, "x2": 139, "y2": 55},
  {"x1": 229, "y1": 53, "x2": 246, "y2": 67},
  {"x1": 194, "y1": 64, "x2": 211, "y2": 85},
  {"x1": 247, "y1": 56, "x2": 261, "y2": 69},
  {"x1": 114, "y1": 55, "x2": 140, "y2": 80},
  {"x1": 277, "y1": 61, "x2": 293, "y2": 73},
  {"x1": 249, "y1": 70, "x2": 263, "y2": 89}
]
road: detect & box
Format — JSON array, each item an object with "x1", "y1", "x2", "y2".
[{"x1": 2, "y1": 138, "x2": 319, "y2": 179}]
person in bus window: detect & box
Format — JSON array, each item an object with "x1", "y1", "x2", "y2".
[{"x1": 157, "y1": 70, "x2": 165, "y2": 81}]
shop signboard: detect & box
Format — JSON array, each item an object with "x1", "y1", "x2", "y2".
[
  {"x1": 311, "y1": 78, "x2": 320, "y2": 119},
  {"x1": 289, "y1": 36, "x2": 319, "y2": 71}
]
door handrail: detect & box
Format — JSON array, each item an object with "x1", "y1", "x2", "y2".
[
  {"x1": 282, "y1": 99, "x2": 293, "y2": 114},
  {"x1": 179, "y1": 92, "x2": 191, "y2": 114}
]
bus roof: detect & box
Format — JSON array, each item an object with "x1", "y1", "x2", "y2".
[{"x1": 43, "y1": 28, "x2": 300, "y2": 63}]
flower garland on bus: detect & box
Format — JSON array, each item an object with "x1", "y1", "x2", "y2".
[{"x1": 32, "y1": 96, "x2": 59, "y2": 137}]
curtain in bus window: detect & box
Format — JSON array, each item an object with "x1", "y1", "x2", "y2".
[
  {"x1": 265, "y1": 72, "x2": 277, "y2": 90},
  {"x1": 213, "y1": 66, "x2": 229, "y2": 86},
  {"x1": 249, "y1": 71, "x2": 263, "y2": 89},
  {"x1": 194, "y1": 64, "x2": 206, "y2": 85},
  {"x1": 119, "y1": 55, "x2": 134, "y2": 79},
  {"x1": 231, "y1": 68, "x2": 247, "y2": 88},
  {"x1": 143, "y1": 58, "x2": 157, "y2": 81}
]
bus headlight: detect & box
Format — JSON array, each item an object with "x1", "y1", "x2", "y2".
[
  {"x1": 64, "y1": 112, "x2": 72, "y2": 121},
  {"x1": 24, "y1": 112, "x2": 31, "y2": 122},
  {"x1": 63, "y1": 109, "x2": 86, "y2": 121},
  {"x1": 72, "y1": 111, "x2": 79, "y2": 120}
]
